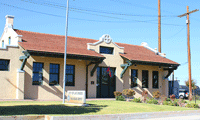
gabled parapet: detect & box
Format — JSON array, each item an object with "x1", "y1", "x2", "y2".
[
  {"x1": 0, "y1": 15, "x2": 22, "y2": 49},
  {"x1": 87, "y1": 34, "x2": 124, "y2": 55}
]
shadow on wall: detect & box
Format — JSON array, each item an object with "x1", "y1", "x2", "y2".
[
  {"x1": 24, "y1": 61, "x2": 66, "y2": 99},
  {"x1": 0, "y1": 104, "x2": 107, "y2": 116},
  {"x1": 5, "y1": 78, "x2": 29, "y2": 99}
]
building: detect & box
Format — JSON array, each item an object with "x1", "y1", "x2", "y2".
[{"x1": 0, "y1": 15, "x2": 179, "y2": 100}]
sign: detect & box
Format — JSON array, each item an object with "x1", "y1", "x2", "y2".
[{"x1": 67, "y1": 90, "x2": 86, "y2": 104}]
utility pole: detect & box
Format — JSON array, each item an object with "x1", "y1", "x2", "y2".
[
  {"x1": 178, "y1": 6, "x2": 199, "y2": 101},
  {"x1": 158, "y1": 0, "x2": 161, "y2": 53}
]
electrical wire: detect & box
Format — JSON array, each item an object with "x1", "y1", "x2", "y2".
[
  {"x1": 19, "y1": 0, "x2": 177, "y2": 18},
  {"x1": 0, "y1": 2, "x2": 185, "y2": 26}
]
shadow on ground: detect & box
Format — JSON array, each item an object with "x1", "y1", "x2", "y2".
[{"x1": 0, "y1": 104, "x2": 107, "y2": 116}]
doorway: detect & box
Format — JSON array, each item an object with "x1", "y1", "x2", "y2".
[{"x1": 96, "y1": 67, "x2": 116, "y2": 98}]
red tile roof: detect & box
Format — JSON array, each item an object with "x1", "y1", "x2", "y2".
[
  {"x1": 15, "y1": 29, "x2": 104, "y2": 58},
  {"x1": 117, "y1": 43, "x2": 179, "y2": 65},
  {"x1": 15, "y1": 29, "x2": 178, "y2": 65}
]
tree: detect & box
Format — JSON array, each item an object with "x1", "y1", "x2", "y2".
[
  {"x1": 185, "y1": 79, "x2": 197, "y2": 101},
  {"x1": 185, "y1": 79, "x2": 197, "y2": 90}
]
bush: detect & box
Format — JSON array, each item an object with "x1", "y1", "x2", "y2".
[
  {"x1": 163, "y1": 101, "x2": 168, "y2": 105},
  {"x1": 186, "y1": 103, "x2": 199, "y2": 108},
  {"x1": 114, "y1": 91, "x2": 122, "y2": 97},
  {"x1": 173, "y1": 99, "x2": 179, "y2": 106},
  {"x1": 153, "y1": 91, "x2": 161, "y2": 99},
  {"x1": 166, "y1": 98, "x2": 171, "y2": 101},
  {"x1": 122, "y1": 89, "x2": 135, "y2": 98},
  {"x1": 132, "y1": 98, "x2": 141, "y2": 103},
  {"x1": 170, "y1": 94, "x2": 176, "y2": 101},
  {"x1": 116, "y1": 95, "x2": 125, "y2": 101},
  {"x1": 147, "y1": 98, "x2": 158, "y2": 104},
  {"x1": 168, "y1": 101, "x2": 174, "y2": 106},
  {"x1": 142, "y1": 90, "x2": 148, "y2": 103}
]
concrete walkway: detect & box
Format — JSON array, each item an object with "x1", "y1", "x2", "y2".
[{"x1": 1, "y1": 110, "x2": 200, "y2": 120}]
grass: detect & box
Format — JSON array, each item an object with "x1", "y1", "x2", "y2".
[{"x1": 0, "y1": 100, "x2": 198, "y2": 116}]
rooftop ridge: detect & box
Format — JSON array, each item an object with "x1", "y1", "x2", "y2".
[
  {"x1": 14, "y1": 29, "x2": 99, "y2": 41},
  {"x1": 15, "y1": 29, "x2": 146, "y2": 47}
]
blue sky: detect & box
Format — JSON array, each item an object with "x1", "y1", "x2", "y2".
[{"x1": 0, "y1": 0, "x2": 199, "y2": 86}]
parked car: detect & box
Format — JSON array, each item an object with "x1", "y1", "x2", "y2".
[{"x1": 179, "y1": 89, "x2": 189, "y2": 99}]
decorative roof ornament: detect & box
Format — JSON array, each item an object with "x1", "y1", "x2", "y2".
[{"x1": 100, "y1": 34, "x2": 112, "y2": 44}]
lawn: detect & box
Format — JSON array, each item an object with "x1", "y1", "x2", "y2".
[{"x1": 0, "y1": 100, "x2": 198, "y2": 116}]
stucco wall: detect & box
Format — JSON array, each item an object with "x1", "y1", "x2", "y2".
[
  {"x1": 0, "y1": 46, "x2": 22, "y2": 99},
  {"x1": 23, "y1": 55, "x2": 87, "y2": 99},
  {"x1": 123, "y1": 65, "x2": 169, "y2": 98}
]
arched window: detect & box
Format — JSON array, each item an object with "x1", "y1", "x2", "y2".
[
  {"x1": 2, "y1": 40, "x2": 4, "y2": 48},
  {"x1": 8, "y1": 37, "x2": 11, "y2": 45}
]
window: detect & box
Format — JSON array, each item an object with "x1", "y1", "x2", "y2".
[
  {"x1": 2, "y1": 40, "x2": 4, "y2": 48},
  {"x1": 142, "y1": 70, "x2": 148, "y2": 88},
  {"x1": 65, "y1": 65, "x2": 75, "y2": 86},
  {"x1": 49, "y1": 63, "x2": 60, "y2": 86},
  {"x1": 131, "y1": 69, "x2": 138, "y2": 88},
  {"x1": 0, "y1": 59, "x2": 9, "y2": 71},
  {"x1": 32, "y1": 62, "x2": 43, "y2": 85},
  {"x1": 8, "y1": 37, "x2": 11, "y2": 45},
  {"x1": 100, "y1": 46, "x2": 114, "y2": 54},
  {"x1": 152, "y1": 71, "x2": 159, "y2": 88}
]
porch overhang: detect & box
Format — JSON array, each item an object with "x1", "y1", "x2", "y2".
[
  {"x1": 27, "y1": 50, "x2": 105, "y2": 62},
  {"x1": 120, "y1": 56, "x2": 179, "y2": 79}
]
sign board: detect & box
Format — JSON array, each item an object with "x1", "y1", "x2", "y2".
[{"x1": 67, "y1": 90, "x2": 86, "y2": 104}]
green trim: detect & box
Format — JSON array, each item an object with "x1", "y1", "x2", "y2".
[
  {"x1": 120, "y1": 60, "x2": 132, "y2": 78},
  {"x1": 19, "y1": 50, "x2": 30, "y2": 70},
  {"x1": 90, "y1": 60, "x2": 103, "y2": 77}
]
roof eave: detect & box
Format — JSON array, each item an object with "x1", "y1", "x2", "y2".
[{"x1": 27, "y1": 50, "x2": 105, "y2": 62}]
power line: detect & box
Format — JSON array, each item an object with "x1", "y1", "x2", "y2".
[
  {"x1": 19, "y1": 0, "x2": 177, "y2": 18},
  {"x1": 0, "y1": 2, "x2": 185, "y2": 26},
  {"x1": 110, "y1": 0, "x2": 174, "y2": 14}
]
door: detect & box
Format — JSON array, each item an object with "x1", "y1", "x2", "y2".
[{"x1": 97, "y1": 67, "x2": 116, "y2": 98}]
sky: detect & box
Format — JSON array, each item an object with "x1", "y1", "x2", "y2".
[{"x1": 0, "y1": 0, "x2": 199, "y2": 86}]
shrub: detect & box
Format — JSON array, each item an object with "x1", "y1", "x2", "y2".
[
  {"x1": 122, "y1": 89, "x2": 135, "y2": 97},
  {"x1": 132, "y1": 98, "x2": 141, "y2": 103},
  {"x1": 153, "y1": 91, "x2": 161, "y2": 99},
  {"x1": 114, "y1": 91, "x2": 122, "y2": 97},
  {"x1": 168, "y1": 101, "x2": 174, "y2": 106},
  {"x1": 147, "y1": 98, "x2": 158, "y2": 104},
  {"x1": 186, "y1": 103, "x2": 199, "y2": 108},
  {"x1": 142, "y1": 90, "x2": 148, "y2": 103},
  {"x1": 116, "y1": 95, "x2": 125, "y2": 101},
  {"x1": 163, "y1": 101, "x2": 168, "y2": 105},
  {"x1": 166, "y1": 98, "x2": 171, "y2": 101},
  {"x1": 170, "y1": 94, "x2": 176, "y2": 101},
  {"x1": 173, "y1": 99, "x2": 179, "y2": 106}
]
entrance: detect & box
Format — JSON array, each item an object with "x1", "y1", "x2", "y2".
[{"x1": 96, "y1": 67, "x2": 116, "y2": 98}]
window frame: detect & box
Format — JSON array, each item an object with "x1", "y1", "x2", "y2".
[
  {"x1": 2, "y1": 40, "x2": 4, "y2": 48},
  {"x1": 32, "y1": 62, "x2": 44, "y2": 85},
  {"x1": 65, "y1": 64, "x2": 75, "y2": 86},
  {"x1": 131, "y1": 69, "x2": 138, "y2": 88},
  {"x1": 49, "y1": 63, "x2": 60, "y2": 86},
  {"x1": 152, "y1": 71, "x2": 159, "y2": 89},
  {"x1": 0, "y1": 59, "x2": 10, "y2": 71},
  {"x1": 99, "y1": 46, "x2": 114, "y2": 54},
  {"x1": 142, "y1": 70, "x2": 149, "y2": 88},
  {"x1": 8, "y1": 37, "x2": 11, "y2": 45}
]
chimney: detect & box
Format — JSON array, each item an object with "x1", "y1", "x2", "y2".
[{"x1": 5, "y1": 15, "x2": 14, "y2": 28}]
